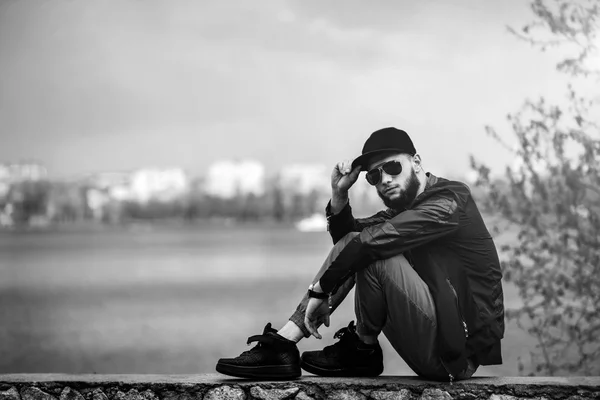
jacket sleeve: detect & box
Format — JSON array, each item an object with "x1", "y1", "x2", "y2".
[
  {"x1": 319, "y1": 187, "x2": 465, "y2": 294},
  {"x1": 325, "y1": 200, "x2": 393, "y2": 244}
]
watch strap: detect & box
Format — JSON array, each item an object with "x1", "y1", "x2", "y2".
[{"x1": 307, "y1": 284, "x2": 329, "y2": 299}]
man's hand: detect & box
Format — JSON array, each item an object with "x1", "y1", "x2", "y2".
[
  {"x1": 304, "y1": 297, "x2": 331, "y2": 339},
  {"x1": 330, "y1": 161, "x2": 361, "y2": 214},
  {"x1": 331, "y1": 161, "x2": 361, "y2": 194}
]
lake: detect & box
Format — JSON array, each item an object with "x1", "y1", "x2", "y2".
[{"x1": 0, "y1": 223, "x2": 529, "y2": 376}]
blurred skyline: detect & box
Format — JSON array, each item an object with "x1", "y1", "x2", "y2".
[{"x1": 0, "y1": 0, "x2": 579, "y2": 179}]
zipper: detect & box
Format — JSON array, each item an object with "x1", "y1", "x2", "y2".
[
  {"x1": 329, "y1": 269, "x2": 355, "y2": 298},
  {"x1": 440, "y1": 278, "x2": 468, "y2": 383},
  {"x1": 446, "y1": 278, "x2": 469, "y2": 338},
  {"x1": 439, "y1": 358, "x2": 454, "y2": 385}
]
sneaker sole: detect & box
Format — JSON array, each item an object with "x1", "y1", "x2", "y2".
[
  {"x1": 300, "y1": 360, "x2": 383, "y2": 377},
  {"x1": 216, "y1": 362, "x2": 301, "y2": 380}
]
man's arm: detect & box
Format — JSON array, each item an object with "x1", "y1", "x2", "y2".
[
  {"x1": 326, "y1": 198, "x2": 395, "y2": 244},
  {"x1": 325, "y1": 160, "x2": 392, "y2": 243},
  {"x1": 319, "y1": 184, "x2": 469, "y2": 294},
  {"x1": 326, "y1": 161, "x2": 363, "y2": 243},
  {"x1": 330, "y1": 190, "x2": 349, "y2": 215}
]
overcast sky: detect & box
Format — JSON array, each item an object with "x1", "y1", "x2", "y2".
[{"x1": 0, "y1": 0, "x2": 575, "y2": 179}]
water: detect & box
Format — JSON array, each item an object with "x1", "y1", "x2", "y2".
[
  {"x1": 0, "y1": 224, "x2": 526, "y2": 375},
  {"x1": 1, "y1": 224, "x2": 333, "y2": 289}
]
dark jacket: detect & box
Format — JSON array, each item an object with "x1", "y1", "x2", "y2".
[{"x1": 321, "y1": 173, "x2": 504, "y2": 380}]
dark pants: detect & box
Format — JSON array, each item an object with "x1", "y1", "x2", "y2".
[{"x1": 289, "y1": 232, "x2": 478, "y2": 380}]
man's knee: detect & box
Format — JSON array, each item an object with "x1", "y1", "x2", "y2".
[
  {"x1": 363, "y1": 253, "x2": 412, "y2": 279},
  {"x1": 356, "y1": 253, "x2": 431, "y2": 306}
]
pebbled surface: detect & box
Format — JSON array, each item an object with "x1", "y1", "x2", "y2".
[{"x1": 0, "y1": 374, "x2": 599, "y2": 400}]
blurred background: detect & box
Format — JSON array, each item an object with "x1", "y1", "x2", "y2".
[{"x1": 0, "y1": 0, "x2": 598, "y2": 377}]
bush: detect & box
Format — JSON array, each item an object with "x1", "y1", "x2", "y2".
[{"x1": 471, "y1": 0, "x2": 600, "y2": 375}]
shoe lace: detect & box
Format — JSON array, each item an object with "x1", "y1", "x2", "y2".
[
  {"x1": 324, "y1": 326, "x2": 357, "y2": 356},
  {"x1": 333, "y1": 325, "x2": 352, "y2": 340},
  {"x1": 240, "y1": 333, "x2": 279, "y2": 356}
]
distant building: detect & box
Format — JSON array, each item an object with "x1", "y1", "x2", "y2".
[
  {"x1": 278, "y1": 164, "x2": 329, "y2": 195},
  {"x1": 0, "y1": 162, "x2": 47, "y2": 183},
  {"x1": 87, "y1": 168, "x2": 189, "y2": 203},
  {"x1": 130, "y1": 168, "x2": 189, "y2": 203},
  {"x1": 275, "y1": 163, "x2": 383, "y2": 216},
  {"x1": 87, "y1": 171, "x2": 132, "y2": 202},
  {"x1": 204, "y1": 160, "x2": 265, "y2": 199},
  {"x1": 0, "y1": 203, "x2": 14, "y2": 227},
  {"x1": 89, "y1": 171, "x2": 131, "y2": 191},
  {"x1": 0, "y1": 181, "x2": 9, "y2": 199},
  {"x1": 0, "y1": 162, "x2": 49, "y2": 225},
  {"x1": 85, "y1": 168, "x2": 190, "y2": 221},
  {"x1": 86, "y1": 188, "x2": 111, "y2": 221}
]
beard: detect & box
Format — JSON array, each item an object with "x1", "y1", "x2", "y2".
[{"x1": 378, "y1": 168, "x2": 420, "y2": 210}]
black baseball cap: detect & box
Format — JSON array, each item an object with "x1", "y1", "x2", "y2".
[{"x1": 351, "y1": 127, "x2": 417, "y2": 171}]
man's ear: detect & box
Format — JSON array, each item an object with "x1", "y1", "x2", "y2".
[{"x1": 412, "y1": 154, "x2": 422, "y2": 172}]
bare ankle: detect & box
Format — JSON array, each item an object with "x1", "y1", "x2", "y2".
[{"x1": 277, "y1": 321, "x2": 304, "y2": 343}]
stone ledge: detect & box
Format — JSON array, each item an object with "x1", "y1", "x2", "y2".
[{"x1": 1, "y1": 375, "x2": 599, "y2": 400}]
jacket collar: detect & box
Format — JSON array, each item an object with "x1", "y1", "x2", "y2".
[
  {"x1": 425, "y1": 172, "x2": 438, "y2": 190},
  {"x1": 409, "y1": 172, "x2": 438, "y2": 208}
]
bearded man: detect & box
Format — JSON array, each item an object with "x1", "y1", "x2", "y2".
[{"x1": 216, "y1": 127, "x2": 504, "y2": 382}]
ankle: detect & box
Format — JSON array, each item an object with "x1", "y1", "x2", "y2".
[{"x1": 277, "y1": 321, "x2": 304, "y2": 343}]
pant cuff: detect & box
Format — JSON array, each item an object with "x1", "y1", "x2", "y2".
[{"x1": 289, "y1": 309, "x2": 311, "y2": 338}]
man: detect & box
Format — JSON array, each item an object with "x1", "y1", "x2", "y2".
[{"x1": 216, "y1": 127, "x2": 504, "y2": 382}]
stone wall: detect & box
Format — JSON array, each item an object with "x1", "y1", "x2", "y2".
[{"x1": 1, "y1": 375, "x2": 599, "y2": 400}]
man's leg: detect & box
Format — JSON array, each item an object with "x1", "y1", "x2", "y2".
[
  {"x1": 354, "y1": 254, "x2": 477, "y2": 380},
  {"x1": 283, "y1": 232, "x2": 360, "y2": 341},
  {"x1": 215, "y1": 232, "x2": 360, "y2": 379}
]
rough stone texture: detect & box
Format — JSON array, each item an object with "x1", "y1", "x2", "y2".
[
  {"x1": 296, "y1": 392, "x2": 314, "y2": 400},
  {"x1": 1, "y1": 375, "x2": 600, "y2": 400},
  {"x1": 295, "y1": 392, "x2": 314, "y2": 400},
  {"x1": 450, "y1": 392, "x2": 476, "y2": 400},
  {"x1": 250, "y1": 387, "x2": 299, "y2": 400},
  {"x1": 419, "y1": 389, "x2": 452, "y2": 400},
  {"x1": 21, "y1": 387, "x2": 56, "y2": 400},
  {"x1": 298, "y1": 385, "x2": 325, "y2": 400},
  {"x1": 567, "y1": 396, "x2": 597, "y2": 400},
  {"x1": 89, "y1": 389, "x2": 108, "y2": 400},
  {"x1": 327, "y1": 390, "x2": 367, "y2": 400},
  {"x1": 0, "y1": 387, "x2": 20, "y2": 400},
  {"x1": 204, "y1": 386, "x2": 246, "y2": 400},
  {"x1": 489, "y1": 396, "x2": 517, "y2": 400},
  {"x1": 162, "y1": 391, "x2": 197, "y2": 400},
  {"x1": 113, "y1": 389, "x2": 158, "y2": 400},
  {"x1": 370, "y1": 390, "x2": 412, "y2": 400},
  {"x1": 59, "y1": 388, "x2": 84, "y2": 400}
]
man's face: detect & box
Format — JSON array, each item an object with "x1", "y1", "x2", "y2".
[{"x1": 366, "y1": 153, "x2": 421, "y2": 210}]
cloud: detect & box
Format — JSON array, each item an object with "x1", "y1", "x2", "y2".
[
  {"x1": 0, "y1": 0, "x2": 575, "y2": 178},
  {"x1": 287, "y1": 0, "x2": 424, "y2": 34},
  {"x1": 0, "y1": 0, "x2": 390, "y2": 138}
]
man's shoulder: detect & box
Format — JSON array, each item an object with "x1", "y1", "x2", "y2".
[{"x1": 426, "y1": 174, "x2": 471, "y2": 195}]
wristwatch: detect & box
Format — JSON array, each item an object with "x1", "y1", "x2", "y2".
[{"x1": 307, "y1": 283, "x2": 329, "y2": 300}]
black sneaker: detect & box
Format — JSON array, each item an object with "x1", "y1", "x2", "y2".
[
  {"x1": 216, "y1": 323, "x2": 301, "y2": 380},
  {"x1": 300, "y1": 321, "x2": 384, "y2": 377}
]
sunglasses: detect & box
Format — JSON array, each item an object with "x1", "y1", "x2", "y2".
[{"x1": 365, "y1": 160, "x2": 403, "y2": 186}]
